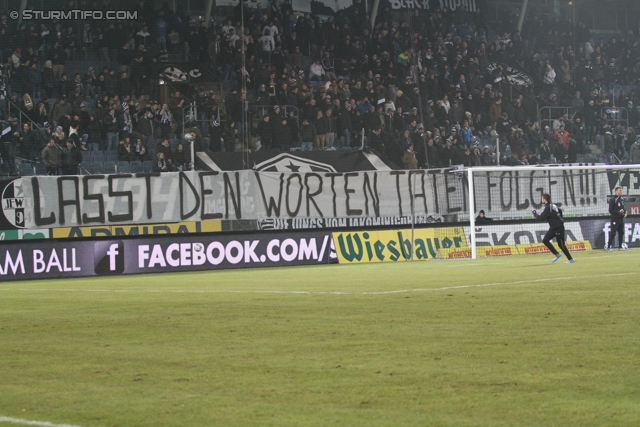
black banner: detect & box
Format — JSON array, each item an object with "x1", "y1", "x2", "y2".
[
  {"x1": 385, "y1": 0, "x2": 477, "y2": 12},
  {"x1": 257, "y1": 215, "x2": 444, "y2": 231},
  {"x1": 200, "y1": 151, "x2": 393, "y2": 172},
  {"x1": 0, "y1": 231, "x2": 335, "y2": 282},
  {"x1": 582, "y1": 218, "x2": 640, "y2": 249},
  {"x1": 0, "y1": 179, "x2": 19, "y2": 230}
]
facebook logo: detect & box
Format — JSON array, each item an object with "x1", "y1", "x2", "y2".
[{"x1": 94, "y1": 241, "x2": 125, "y2": 275}]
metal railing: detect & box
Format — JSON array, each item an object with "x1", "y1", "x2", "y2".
[
  {"x1": 6, "y1": 99, "x2": 47, "y2": 133},
  {"x1": 540, "y1": 106, "x2": 630, "y2": 130},
  {"x1": 252, "y1": 104, "x2": 300, "y2": 125},
  {"x1": 506, "y1": 85, "x2": 541, "y2": 125},
  {"x1": 159, "y1": 78, "x2": 193, "y2": 105},
  {"x1": 598, "y1": 106, "x2": 629, "y2": 129},
  {"x1": 540, "y1": 106, "x2": 578, "y2": 130}
]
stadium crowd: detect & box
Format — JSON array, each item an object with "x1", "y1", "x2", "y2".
[{"x1": 1, "y1": 0, "x2": 640, "y2": 176}]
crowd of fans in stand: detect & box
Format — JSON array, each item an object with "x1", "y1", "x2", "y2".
[
  {"x1": 0, "y1": 0, "x2": 198, "y2": 175},
  {"x1": 214, "y1": 1, "x2": 640, "y2": 168},
  {"x1": 1, "y1": 0, "x2": 640, "y2": 176}
]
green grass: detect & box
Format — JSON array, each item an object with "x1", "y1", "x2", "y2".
[{"x1": 1, "y1": 251, "x2": 639, "y2": 427}]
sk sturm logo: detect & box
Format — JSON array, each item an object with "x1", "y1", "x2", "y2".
[
  {"x1": 2, "y1": 179, "x2": 26, "y2": 228},
  {"x1": 254, "y1": 153, "x2": 337, "y2": 172},
  {"x1": 162, "y1": 65, "x2": 189, "y2": 82},
  {"x1": 486, "y1": 63, "x2": 534, "y2": 87},
  {"x1": 94, "y1": 241, "x2": 125, "y2": 275},
  {"x1": 161, "y1": 64, "x2": 202, "y2": 83}
]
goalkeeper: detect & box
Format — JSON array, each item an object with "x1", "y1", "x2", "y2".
[
  {"x1": 533, "y1": 193, "x2": 574, "y2": 263},
  {"x1": 606, "y1": 186, "x2": 627, "y2": 251}
]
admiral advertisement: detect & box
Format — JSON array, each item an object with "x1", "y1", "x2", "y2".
[
  {"x1": 51, "y1": 220, "x2": 221, "y2": 239},
  {"x1": 0, "y1": 230, "x2": 335, "y2": 282},
  {"x1": 3, "y1": 168, "x2": 637, "y2": 231}
]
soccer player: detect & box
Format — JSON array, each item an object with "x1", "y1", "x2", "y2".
[
  {"x1": 606, "y1": 186, "x2": 627, "y2": 251},
  {"x1": 533, "y1": 193, "x2": 574, "y2": 263}
]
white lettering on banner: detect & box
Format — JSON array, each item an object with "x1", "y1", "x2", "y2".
[
  {"x1": 207, "y1": 242, "x2": 225, "y2": 266},
  {"x1": 0, "y1": 250, "x2": 25, "y2": 275},
  {"x1": 4, "y1": 169, "x2": 635, "y2": 229},
  {"x1": 4, "y1": 248, "x2": 80, "y2": 276},
  {"x1": 166, "y1": 243, "x2": 180, "y2": 267},
  {"x1": 226, "y1": 241, "x2": 243, "y2": 265},
  {"x1": 267, "y1": 239, "x2": 280, "y2": 262},
  {"x1": 260, "y1": 215, "x2": 444, "y2": 231},
  {"x1": 633, "y1": 223, "x2": 640, "y2": 242},
  {"x1": 390, "y1": 0, "x2": 475, "y2": 11},
  {"x1": 3, "y1": 248, "x2": 78, "y2": 276},
  {"x1": 244, "y1": 240, "x2": 260, "y2": 263},
  {"x1": 137, "y1": 237, "x2": 328, "y2": 269},
  {"x1": 299, "y1": 238, "x2": 318, "y2": 260},
  {"x1": 390, "y1": 0, "x2": 431, "y2": 9},
  {"x1": 602, "y1": 221, "x2": 640, "y2": 245}
]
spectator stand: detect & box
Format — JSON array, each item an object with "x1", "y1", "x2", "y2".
[
  {"x1": 4, "y1": 0, "x2": 640, "y2": 178},
  {"x1": 6, "y1": 98, "x2": 49, "y2": 136},
  {"x1": 505, "y1": 84, "x2": 541, "y2": 126},
  {"x1": 540, "y1": 106, "x2": 578, "y2": 131},
  {"x1": 181, "y1": 102, "x2": 222, "y2": 154}
]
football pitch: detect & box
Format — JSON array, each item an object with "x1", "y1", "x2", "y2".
[{"x1": 1, "y1": 251, "x2": 639, "y2": 427}]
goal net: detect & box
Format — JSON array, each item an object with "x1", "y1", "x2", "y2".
[
  {"x1": 465, "y1": 164, "x2": 639, "y2": 259},
  {"x1": 329, "y1": 164, "x2": 637, "y2": 263}
]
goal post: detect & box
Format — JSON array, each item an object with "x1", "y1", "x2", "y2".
[{"x1": 466, "y1": 164, "x2": 638, "y2": 260}]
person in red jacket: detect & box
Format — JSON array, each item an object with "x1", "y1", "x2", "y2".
[{"x1": 553, "y1": 124, "x2": 570, "y2": 149}]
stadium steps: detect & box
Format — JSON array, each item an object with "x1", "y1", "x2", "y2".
[
  {"x1": 64, "y1": 60, "x2": 110, "y2": 79},
  {"x1": 588, "y1": 144, "x2": 602, "y2": 156}
]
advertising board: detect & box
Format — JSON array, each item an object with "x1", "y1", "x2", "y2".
[
  {"x1": 51, "y1": 220, "x2": 221, "y2": 239},
  {"x1": 333, "y1": 227, "x2": 467, "y2": 263},
  {"x1": 583, "y1": 218, "x2": 640, "y2": 249},
  {"x1": 0, "y1": 218, "x2": 633, "y2": 281},
  {"x1": 0, "y1": 230, "x2": 335, "y2": 282},
  {"x1": 333, "y1": 222, "x2": 595, "y2": 263}
]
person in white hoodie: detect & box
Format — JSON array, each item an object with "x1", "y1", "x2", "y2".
[
  {"x1": 584, "y1": 41, "x2": 594, "y2": 60},
  {"x1": 310, "y1": 59, "x2": 324, "y2": 82},
  {"x1": 543, "y1": 64, "x2": 556, "y2": 85},
  {"x1": 258, "y1": 29, "x2": 275, "y2": 65},
  {"x1": 629, "y1": 136, "x2": 640, "y2": 164}
]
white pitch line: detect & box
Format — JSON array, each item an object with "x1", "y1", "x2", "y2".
[
  {"x1": 0, "y1": 416, "x2": 83, "y2": 427},
  {"x1": 1, "y1": 272, "x2": 636, "y2": 296}
]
